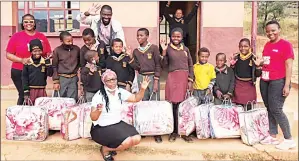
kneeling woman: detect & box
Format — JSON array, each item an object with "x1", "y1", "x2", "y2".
[{"x1": 90, "y1": 69, "x2": 150, "y2": 161}]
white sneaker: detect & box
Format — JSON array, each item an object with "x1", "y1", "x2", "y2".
[
  {"x1": 260, "y1": 136, "x2": 280, "y2": 145},
  {"x1": 275, "y1": 139, "x2": 296, "y2": 150}
]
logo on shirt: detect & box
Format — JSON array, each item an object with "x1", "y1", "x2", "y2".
[
  {"x1": 147, "y1": 53, "x2": 152, "y2": 59},
  {"x1": 262, "y1": 71, "x2": 269, "y2": 80},
  {"x1": 122, "y1": 61, "x2": 127, "y2": 68},
  {"x1": 41, "y1": 66, "x2": 45, "y2": 73},
  {"x1": 263, "y1": 56, "x2": 271, "y2": 65},
  {"x1": 100, "y1": 48, "x2": 104, "y2": 55},
  {"x1": 272, "y1": 49, "x2": 279, "y2": 52}
]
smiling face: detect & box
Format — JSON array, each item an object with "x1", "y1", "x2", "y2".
[
  {"x1": 175, "y1": 9, "x2": 183, "y2": 19},
  {"x1": 239, "y1": 41, "x2": 251, "y2": 55},
  {"x1": 112, "y1": 41, "x2": 123, "y2": 54},
  {"x1": 82, "y1": 34, "x2": 95, "y2": 47},
  {"x1": 198, "y1": 52, "x2": 209, "y2": 64},
  {"x1": 265, "y1": 24, "x2": 280, "y2": 42},
  {"x1": 101, "y1": 8, "x2": 112, "y2": 25},
  {"x1": 171, "y1": 31, "x2": 183, "y2": 45},
  {"x1": 104, "y1": 74, "x2": 117, "y2": 90},
  {"x1": 31, "y1": 48, "x2": 42, "y2": 59},
  {"x1": 137, "y1": 30, "x2": 148, "y2": 45},
  {"x1": 216, "y1": 54, "x2": 226, "y2": 68},
  {"x1": 23, "y1": 16, "x2": 35, "y2": 31}
]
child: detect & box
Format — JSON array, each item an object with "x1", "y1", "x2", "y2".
[
  {"x1": 80, "y1": 28, "x2": 107, "y2": 67},
  {"x1": 213, "y1": 53, "x2": 235, "y2": 105},
  {"x1": 160, "y1": 27, "x2": 194, "y2": 143},
  {"x1": 193, "y1": 47, "x2": 216, "y2": 104},
  {"x1": 80, "y1": 50, "x2": 103, "y2": 102},
  {"x1": 22, "y1": 39, "x2": 53, "y2": 104},
  {"x1": 105, "y1": 38, "x2": 135, "y2": 91},
  {"x1": 52, "y1": 31, "x2": 81, "y2": 100},
  {"x1": 128, "y1": 28, "x2": 162, "y2": 143},
  {"x1": 230, "y1": 38, "x2": 262, "y2": 109}
]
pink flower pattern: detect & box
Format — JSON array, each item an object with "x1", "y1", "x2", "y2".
[{"x1": 178, "y1": 97, "x2": 199, "y2": 136}]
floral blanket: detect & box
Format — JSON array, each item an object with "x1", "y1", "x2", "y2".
[{"x1": 195, "y1": 103, "x2": 214, "y2": 139}]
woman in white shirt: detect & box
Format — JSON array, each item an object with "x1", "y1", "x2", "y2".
[{"x1": 90, "y1": 69, "x2": 150, "y2": 161}]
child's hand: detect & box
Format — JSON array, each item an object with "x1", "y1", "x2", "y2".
[
  {"x1": 153, "y1": 79, "x2": 159, "y2": 92},
  {"x1": 229, "y1": 56, "x2": 237, "y2": 66},
  {"x1": 125, "y1": 84, "x2": 131, "y2": 92},
  {"x1": 160, "y1": 39, "x2": 168, "y2": 51},
  {"x1": 22, "y1": 58, "x2": 31, "y2": 65},
  {"x1": 53, "y1": 84, "x2": 60, "y2": 91},
  {"x1": 216, "y1": 90, "x2": 223, "y2": 99},
  {"x1": 252, "y1": 54, "x2": 264, "y2": 66},
  {"x1": 223, "y1": 94, "x2": 231, "y2": 99},
  {"x1": 188, "y1": 82, "x2": 193, "y2": 92},
  {"x1": 125, "y1": 46, "x2": 133, "y2": 59},
  {"x1": 24, "y1": 95, "x2": 29, "y2": 100},
  {"x1": 206, "y1": 89, "x2": 211, "y2": 95}
]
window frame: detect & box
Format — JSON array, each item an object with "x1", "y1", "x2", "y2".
[
  {"x1": 16, "y1": 1, "x2": 81, "y2": 36},
  {"x1": 159, "y1": 15, "x2": 170, "y2": 43}
]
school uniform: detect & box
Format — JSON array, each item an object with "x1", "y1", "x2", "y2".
[
  {"x1": 231, "y1": 53, "x2": 262, "y2": 105},
  {"x1": 22, "y1": 57, "x2": 53, "y2": 104},
  {"x1": 90, "y1": 88, "x2": 138, "y2": 149},
  {"x1": 80, "y1": 40, "x2": 108, "y2": 67},
  {"x1": 52, "y1": 44, "x2": 80, "y2": 100},
  {"x1": 105, "y1": 53, "x2": 135, "y2": 89},
  {"x1": 81, "y1": 64, "x2": 103, "y2": 102},
  {"x1": 213, "y1": 65, "x2": 235, "y2": 105},
  {"x1": 129, "y1": 43, "x2": 162, "y2": 100}
]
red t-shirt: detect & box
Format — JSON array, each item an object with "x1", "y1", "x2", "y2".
[
  {"x1": 6, "y1": 31, "x2": 52, "y2": 70},
  {"x1": 261, "y1": 39, "x2": 294, "y2": 81}
]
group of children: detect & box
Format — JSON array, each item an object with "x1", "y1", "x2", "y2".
[{"x1": 22, "y1": 26, "x2": 263, "y2": 143}]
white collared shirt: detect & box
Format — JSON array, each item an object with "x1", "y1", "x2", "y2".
[{"x1": 91, "y1": 88, "x2": 132, "y2": 126}]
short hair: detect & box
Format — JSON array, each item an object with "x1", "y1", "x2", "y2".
[
  {"x1": 239, "y1": 38, "x2": 251, "y2": 46},
  {"x1": 198, "y1": 47, "x2": 210, "y2": 56},
  {"x1": 111, "y1": 38, "x2": 123, "y2": 46},
  {"x1": 84, "y1": 50, "x2": 97, "y2": 63},
  {"x1": 101, "y1": 5, "x2": 112, "y2": 12},
  {"x1": 59, "y1": 31, "x2": 72, "y2": 41},
  {"x1": 21, "y1": 14, "x2": 36, "y2": 30},
  {"x1": 216, "y1": 52, "x2": 226, "y2": 60},
  {"x1": 266, "y1": 20, "x2": 281, "y2": 29},
  {"x1": 175, "y1": 8, "x2": 183, "y2": 14},
  {"x1": 82, "y1": 28, "x2": 95, "y2": 37},
  {"x1": 137, "y1": 28, "x2": 149, "y2": 36}
]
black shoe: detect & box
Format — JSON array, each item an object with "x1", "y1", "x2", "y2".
[
  {"x1": 168, "y1": 133, "x2": 177, "y2": 142},
  {"x1": 100, "y1": 146, "x2": 114, "y2": 161},
  {"x1": 181, "y1": 135, "x2": 193, "y2": 143},
  {"x1": 141, "y1": 136, "x2": 146, "y2": 138},
  {"x1": 154, "y1": 136, "x2": 162, "y2": 143},
  {"x1": 109, "y1": 151, "x2": 117, "y2": 156},
  {"x1": 48, "y1": 130, "x2": 56, "y2": 136}
]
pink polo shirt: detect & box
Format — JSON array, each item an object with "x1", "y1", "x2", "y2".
[
  {"x1": 261, "y1": 39, "x2": 294, "y2": 81},
  {"x1": 6, "y1": 31, "x2": 52, "y2": 70}
]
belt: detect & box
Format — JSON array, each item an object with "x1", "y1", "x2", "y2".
[
  {"x1": 140, "y1": 72, "x2": 154, "y2": 75},
  {"x1": 59, "y1": 73, "x2": 77, "y2": 78}
]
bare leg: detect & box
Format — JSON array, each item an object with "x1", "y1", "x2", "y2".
[
  {"x1": 102, "y1": 137, "x2": 133, "y2": 155},
  {"x1": 131, "y1": 135, "x2": 141, "y2": 146}
]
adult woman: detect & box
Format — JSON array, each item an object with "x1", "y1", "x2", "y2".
[
  {"x1": 90, "y1": 69, "x2": 150, "y2": 161},
  {"x1": 160, "y1": 27, "x2": 194, "y2": 142},
  {"x1": 6, "y1": 14, "x2": 52, "y2": 105},
  {"x1": 259, "y1": 20, "x2": 296, "y2": 150}
]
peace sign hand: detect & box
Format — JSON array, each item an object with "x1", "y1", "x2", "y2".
[{"x1": 88, "y1": 3, "x2": 101, "y2": 16}]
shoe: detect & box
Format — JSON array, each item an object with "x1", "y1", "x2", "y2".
[
  {"x1": 48, "y1": 130, "x2": 56, "y2": 136},
  {"x1": 154, "y1": 136, "x2": 162, "y2": 143},
  {"x1": 276, "y1": 139, "x2": 296, "y2": 150},
  {"x1": 100, "y1": 146, "x2": 114, "y2": 161},
  {"x1": 109, "y1": 151, "x2": 117, "y2": 156},
  {"x1": 141, "y1": 136, "x2": 146, "y2": 138},
  {"x1": 168, "y1": 133, "x2": 177, "y2": 142},
  {"x1": 181, "y1": 135, "x2": 193, "y2": 143},
  {"x1": 260, "y1": 136, "x2": 279, "y2": 145}
]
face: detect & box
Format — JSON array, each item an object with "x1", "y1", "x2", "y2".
[
  {"x1": 265, "y1": 24, "x2": 280, "y2": 42},
  {"x1": 32, "y1": 48, "x2": 42, "y2": 59},
  {"x1": 112, "y1": 42, "x2": 123, "y2": 54},
  {"x1": 82, "y1": 35, "x2": 95, "y2": 47},
  {"x1": 239, "y1": 41, "x2": 250, "y2": 55},
  {"x1": 23, "y1": 16, "x2": 35, "y2": 31},
  {"x1": 216, "y1": 55, "x2": 226, "y2": 68},
  {"x1": 175, "y1": 9, "x2": 183, "y2": 19},
  {"x1": 62, "y1": 36, "x2": 73, "y2": 45},
  {"x1": 171, "y1": 31, "x2": 183, "y2": 45},
  {"x1": 101, "y1": 9, "x2": 112, "y2": 25},
  {"x1": 91, "y1": 53, "x2": 100, "y2": 63},
  {"x1": 104, "y1": 74, "x2": 117, "y2": 90},
  {"x1": 198, "y1": 52, "x2": 209, "y2": 64},
  {"x1": 137, "y1": 31, "x2": 148, "y2": 45}
]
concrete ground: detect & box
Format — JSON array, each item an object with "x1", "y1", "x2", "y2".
[{"x1": 1, "y1": 83, "x2": 298, "y2": 160}]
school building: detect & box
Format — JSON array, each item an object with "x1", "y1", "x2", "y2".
[{"x1": 0, "y1": 1, "x2": 244, "y2": 86}]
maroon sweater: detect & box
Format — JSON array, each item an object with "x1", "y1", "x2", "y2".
[{"x1": 162, "y1": 43, "x2": 194, "y2": 81}]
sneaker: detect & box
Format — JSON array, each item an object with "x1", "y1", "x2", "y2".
[
  {"x1": 276, "y1": 139, "x2": 296, "y2": 150},
  {"x1": 260, "y1": 136, "x2": 279, "y2": 145}
]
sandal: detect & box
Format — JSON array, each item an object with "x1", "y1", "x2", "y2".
[
  {"x1": 109, "y1": 151, "x2": 117, "y2": 156},
  {"x1": 182, "y1": 135, "x2": 193, "y2": 143},
  {"x1": 100, "y1": 146, "x2": 114, "y2": 161},
  {"x1": 168, "y1": 133, "x2": 177, "y2": 142}
]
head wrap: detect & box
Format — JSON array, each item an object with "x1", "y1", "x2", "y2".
[
  {"x1": 29, "y1": 39, "x2": 43, "y2": 52},
  {"x1": 101, "y1": 69, "x2": 117, "y2": 85}
]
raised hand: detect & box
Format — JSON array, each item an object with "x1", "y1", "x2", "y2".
[
  {"x1": 125, "y1": 46, "x2": 133, "y2": 58},
  {"x1": 140, "y1": 76, "x2": 151, "y2": 90},
  {"x1": 88, "y1": 3, "x2": 101, "y2": 16},
  {"x1": 252, "y1": 54, "x2": 264, "y2": 66},
  {"x1": 160, "y1": 39, "x2": 168, "y2": 51}
]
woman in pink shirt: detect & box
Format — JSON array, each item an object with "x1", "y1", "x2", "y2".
[
  {"x1": 258, "y1": 20, "x2": 296, "y2": 150},
  {"x1": 6, "y1": 14, "x2": 52, "y2": 105}
]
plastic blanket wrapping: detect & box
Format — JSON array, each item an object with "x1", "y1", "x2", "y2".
[
  {"x1": 61, "y1": 105, "x2": 82, "y2": 141},
  {"x1": 6, "y1": 105, "x2": 49, "y2": 141},
  {"x1": 121, "y1": 102, "x2": 136, "y2": 125},
  {"x1": 134, "y1": 101, "x2": 173, "y2": 136},
  {"x1": 131, "y1": 71, "x2": 139, "y2": 94},
  {"x1": 210, "y1": 104, "x2": 244, "y2": 138},
  {"x1": 78, "y1": 102, "x2": 93, "y2": 138},
  {"x1": 35, "y1": 97, "x2": 76, "y2": 130},
  {"x1": 239, "y1": 108, "x2": 269, "y2": 145},
  {"x1": 194, "y1": 102, "x2": 214, "y2": 139},
  {"x1": 178, "y1": 96, "x2": 199, "y2": 136}
]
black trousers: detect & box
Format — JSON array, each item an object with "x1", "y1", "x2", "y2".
[{"x1": 11, "y1": 68, "x2": 24, "y2": 105}]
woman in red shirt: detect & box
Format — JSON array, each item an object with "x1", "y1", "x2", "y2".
[
  {"x1": 259, "y1": 20, "x2": 296, "y2": 150},
  {"x1": 6, "y1": 14, "x2": 52, "y2": 105}
]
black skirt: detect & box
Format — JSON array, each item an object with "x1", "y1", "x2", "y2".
[{"x1": 90, "y1": 121, "x2": 139, "y2": 148}]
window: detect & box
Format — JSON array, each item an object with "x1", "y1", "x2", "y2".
[
  {"x1": 159, "y1": 15, "x2": 170, "y2": 43},
  {"x1": 17, "y1": 1, "x2": 80, "y2": 33}
]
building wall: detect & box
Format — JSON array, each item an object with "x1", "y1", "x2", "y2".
[{"x1": 201, "y1": 2, "x2": 244, "y2": 65}]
